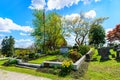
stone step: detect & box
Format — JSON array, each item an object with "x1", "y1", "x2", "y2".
[
  {"x1": 17, "y1": 62, "x2": 42, "y2": 69},
  {"x1": 15, "y1": 64, "x2": 37, "y2": 70}
]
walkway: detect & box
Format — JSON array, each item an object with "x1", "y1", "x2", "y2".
[{"x1": 0, "y1": 69, "x2": 51, "y2": 80}]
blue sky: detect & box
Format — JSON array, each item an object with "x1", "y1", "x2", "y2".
[{"x1": 0, "y1": 0, "x2": 120, "y2": 48}]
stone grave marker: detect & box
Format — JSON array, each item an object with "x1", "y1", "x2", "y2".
[
  {"x1": 98, "y1": 47, "x2": 110, "y2": 61},
  {"x1": 116, "y1": 44, "x2": 120, "y2": 59},
  {"x1": 60, "y1": 46, "x2": 69, "y2": 54}
]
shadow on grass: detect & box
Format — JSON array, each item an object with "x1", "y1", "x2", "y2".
[
  {"x1": 99, "y1": 58, "x2": 111, "y2": 62},
  {"x1": 115, "y1": 58, "x2": 120, "y2": 62},
  {"x1": 70, "y1": 61, "x2": 89, "y2": 79},
  {"x1": 91, "y1": 58, "x2": 98, "y2": 62}
]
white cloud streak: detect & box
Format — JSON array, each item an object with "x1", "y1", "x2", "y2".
[
  {"x1": 65, "y1": 13, "x2": 80, "y2": 21},
  {"x1": 20, "y1": 32, "x2": 30, "y2": 36},
  {"x1": 47, "y1": 0, "x2": 80, "y2": 10},
  {"x1": 29, "y1": 0, "x2": 46, "y2": 10},
  {"x1": 84, "y1": 10, "x2": 96, "y2": 19},
  {"x1": 29, "y1": 0, "x2": 101, "y2": 10},
  {"x1": 0, "y1": 17, "x2": 33, "y2": 33},
  {"x1": 15, "y1": 39, "x2": 33, "y2": 48},
  {"x1": 64, "y1": 10, "x2": 96, "y2": 21},
  {"x1": 95, "y1": 0, "x2": 101, "y2": 2}
]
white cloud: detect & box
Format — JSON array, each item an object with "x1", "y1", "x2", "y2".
[
  {"x1": 29, "y1": 0, "x2": 46, "y2": 10},
  {"x1": 65, "y1": 13, "x2": 80, "y2": 21},
  {"x1": 29, "y1": 0, "x2": 81, "y2": 10},
  {"x1": 15, "y1": 39, "x2": 34, "y2": 48},
  {"x1": 105, "y1": 28, "x2": 113, "y2": 34},
  {"x1": 20, "y1": 32, "x2": 30, "y2": 36},
  {"x1": 29, "y1": 0, "x2": 101, "y2": 10},
  {"x1": 81, "y1": 0, "x2": 101, "y2": 4},
  {"x1": 0, "y1": 17, "x2": 33, "y2": 33},
  {"x1": 15, "y1": 39, "x2": 33, "y2": 43},
  {"x1": 84, "y1": 10, "x2": 96, "y2": 19},
  {"x1": 64, "y1": 10, "x2": 96, "y2": 21},
  {"x1": 0, "y1": 38, "x2": 33, "y2": 48},
  {"x1": 65, "y1": 34, "x2": 75, "y2": 46},
  {"x1": 95, "y1": 0, "x2": 101, "y2": 2},
  {"x1": 81, "y1": 0, "x2": 92, "y2": 4},
  {"x1": 47, "y1": 0, "x2": 80, "y2": 10}
]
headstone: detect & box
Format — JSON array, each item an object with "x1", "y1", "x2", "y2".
[
  {"x1": 60, "y1": 47, "x2": 69, "y2": 54},
  {"x1": 116, "y1": 44, "x2": 120, "y2": 59},
  {"x1": 98, "y1": 47, "x2": 110, "y2": 61},
  {"x1": 85, "y1": 54, "x2": 90, "y2": 62}
]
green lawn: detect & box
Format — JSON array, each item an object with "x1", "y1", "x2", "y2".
[
  {"x1": 28, "y1": 55, "x2": 60, "y2": 64},
  {"x1": 0, "y1": 59, "x2": 71, "y2": 80},
  {"x1": 81, "y1": 49, "x2": 120, "y2": 80},
  {"x1": 1, "y1": 49, "x2": 120, "y2": 80}
]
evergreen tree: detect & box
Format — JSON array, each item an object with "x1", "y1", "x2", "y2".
[{"x1": 1, "y1": 36, "x2": 15, "y2": 57}]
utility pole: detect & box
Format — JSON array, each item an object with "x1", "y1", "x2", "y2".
[{"x1": 43, "y1": 8, "x2": 45, "y2": 53}]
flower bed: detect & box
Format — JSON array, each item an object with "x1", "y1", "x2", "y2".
[{"x1": 42, "y1": 49, "x2": 93, "y2": 70}]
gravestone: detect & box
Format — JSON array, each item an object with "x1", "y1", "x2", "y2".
[
  {"x1": 98, "y1": 47, "x2": 110, "y2": 61},
  {"x1": 116, "y1": 44, "x2": 120, "y2": 59},
  {"x1": 60, "y1": 46, "x2": 69, "y2": 54}
]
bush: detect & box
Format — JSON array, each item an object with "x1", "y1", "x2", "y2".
[
  {"x1": 59, "y1": 60, "x2": 73, "y2": 77},
  {"x1": 35, "y1": 53, "x2": 40, "y2": 58},
  {"x1": 79, "y1": 45, "x2": 90, "y2": 55},
  {"x1": 46, "y1": 49, "x2": 60, "y2": 55},
  {"x1": 22, "y1": 55, "x2": 29, "y2": 62},
  {"x1": 28, "y1": 53, "x2": 35, "y2": 59},
  {"x1": 69, "y1": 49, "x2": 82, "y2": 62},
  {"x1": 3, "y1": 58, "x2": 18, "y2": 66}
]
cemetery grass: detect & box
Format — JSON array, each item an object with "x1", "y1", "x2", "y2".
[
  {"x1": 0, "y1": 59, "x2": 72, "y2": 80},
  {"x1": 1, "y1": 49, "x2": 120, "y2": 80},
  {"x1": 28, "y1": 55, "x2": 63, "y2": 64},
  {"x1": 81, "y1": 49, "x2": 120, "y2": 80}
]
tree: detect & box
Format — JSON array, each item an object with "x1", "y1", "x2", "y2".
[
  {"x1": 32, "y1": 10, "x2": 67, "y2": 51},
  {"x1": 89, "y1": 17, "x2": 108, "y2": 48},
  {"x1": 107, "y1": 24, "x2": 120, "y2": 43},
  {"x1": 63, "y1": 12, "x2": 91, "y2": 46},
  {"x1": 1, "y1": 36, "x2": 15, "y2": 57}
]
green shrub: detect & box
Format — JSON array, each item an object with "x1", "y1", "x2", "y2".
[
  {"x1": 79, "y1": 45, "x2": 90, "y2": 55},
  {"x1": 29, "y1": 53, "x2": 35, "y2": 59},
  {"x1": 69, "y1": 49, "x2": 82, "y2": 62},
  {"x1": 35, "y1": 53, "x2": 40, "y2": 58},
  {"x1": 22, "y1": 55, "x2": 29, "y2": 62},
  {"x1": 46, "y1": 49, "x2": 60, "y2": 55},
  {"x1": 3, "y1": 58, "x2": 18, "y2": 66}
]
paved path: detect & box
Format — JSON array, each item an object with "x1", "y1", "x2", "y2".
[{"x1": 0, "y1": 69, "x2": 51, "y2": 80}]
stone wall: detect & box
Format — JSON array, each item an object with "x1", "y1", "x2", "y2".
[{"x1": 42, "y1": 49, "x2": 93, "y2": 70}]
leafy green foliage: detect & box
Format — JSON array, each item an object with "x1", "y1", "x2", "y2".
[
  {"x1": 3, "y1": 59, "x2": 18, "y2": 66},
  {"x1": 79, "y1": 45, "x2": 90, "y2": 55},
  {"x1": 89, "y1": 24, "x2": 105, "y2": 48},
  {"x1": 1, "y1": 36, "x2": 15, "y2": 57},
  {"x1": 69, "y1": 49, "x2": 82, "y2": 62},
  {"x1": 32, "y1": 10, "x2": 67, "y2": 51},
  {"x1": 15, "y1": 49, "x2": 30, "y2": 58},
  {"x1": 46, "y1": 49, "x2": 60, "y2": 55}
]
